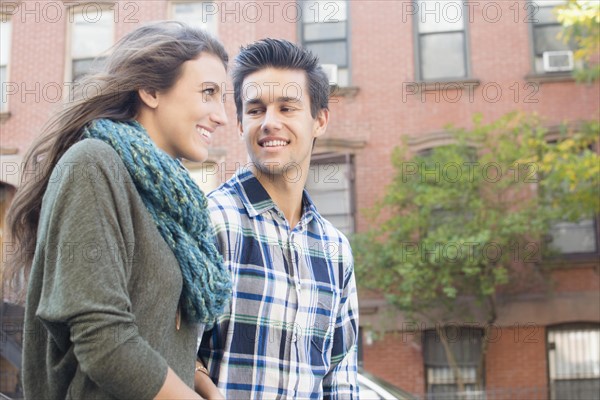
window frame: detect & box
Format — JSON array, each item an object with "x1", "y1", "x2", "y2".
[
  {"x1": 546, "y1": 322, "x2": 600, "y2": 400},
  {"x1": 298, "y1": 0, "x2": 352, "y2": 87},
  {"x1": 412, "y1": 0, "x2": 472, "y2": 82},
  {"x1": 306, "y1": 152, "x2": 356, "y2": 236},
  {"x1": 170, "y1": 1, "x2": 219, "y2": 37},
  {"x1": 65, "y1": 4, "x2": 115, "y2": 83},
  {"x1": 527, "y1": 0, "x2": 574, "y2": 76},
  {"x1": 544, "y1": 138, "x2": 600, "y2": 259},
  {"x1": 422, "y1": 327, "x2": 485, "y2": 397}
]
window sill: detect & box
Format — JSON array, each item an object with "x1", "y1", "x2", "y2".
[
  {"x1": 545, "y1": 252, "x2": 600, "y2": 268},
  {"x1": 0, "y1": 111, "x2": 11, "y2": 124},
  {"x1": 525, "y1": 73, "x2": 575, "y2": 84},
  {"x1": 410, "y1": 78, "x2": 481, "y2": 92},
  {"x1": 330, "y1": 85, "x2": 359, "y2": 98}
]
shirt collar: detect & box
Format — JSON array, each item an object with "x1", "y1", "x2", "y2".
[{"x1": 233, "y1": 169, "x2": 320, "y2": 226}]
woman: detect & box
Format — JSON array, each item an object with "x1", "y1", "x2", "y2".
[{"x1": 4, "y1": 21, "x2": 230, "y2": 399}]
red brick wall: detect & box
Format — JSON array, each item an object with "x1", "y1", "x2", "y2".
[
  {"x1": 486, "y1": 324, "x2": 549, "y2": 399},
  {"x1": 362, "y1": 330, "x2": 425, "y2": 395}
]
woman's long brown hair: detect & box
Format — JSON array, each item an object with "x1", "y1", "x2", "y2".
[{"x1": 3, "y1": 21, "x2": 228, "y2": 298}]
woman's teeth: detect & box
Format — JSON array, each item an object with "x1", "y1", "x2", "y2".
[{"x1": 197, "y1": 126, "x2": 211, "y2": 140}]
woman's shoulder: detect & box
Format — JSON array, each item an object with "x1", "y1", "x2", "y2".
[
  {"x1": 47, "y1": 138, "x2": 132, "y2": 197},
  {"x1": 59, "y1": 138, "x2": 121, "y2": 166}
]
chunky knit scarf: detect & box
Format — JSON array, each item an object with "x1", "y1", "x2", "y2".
[{"x1": 83, "y1": 118, "x2": 231, "y2": 325}]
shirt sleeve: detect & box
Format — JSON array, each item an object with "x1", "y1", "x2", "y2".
[
  {"x1": 322, "y1": 260, "x2": 360, "y2": 399},
  {"x1": 34, "y1": 143, "x2": 169, "y2": 399}
]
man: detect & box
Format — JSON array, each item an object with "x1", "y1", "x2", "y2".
[{"x1": 199, "y1": 38, "x2": 359, "y2": 399}]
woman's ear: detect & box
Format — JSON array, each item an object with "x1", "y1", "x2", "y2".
[{"x1": 138, "y1": 88, "x2": 159, "y2": 109}]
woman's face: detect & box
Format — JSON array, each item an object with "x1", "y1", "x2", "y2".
[{"x1": 138, "y1": 52, "x2": 228, "y2": 162}]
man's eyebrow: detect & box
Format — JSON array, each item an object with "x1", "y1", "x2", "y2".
[
  {"x1": 277, "y1": 96, "x2": 302, "y2": 104},
  {"x1": 244, "y1": 98, "x2": 264, "y2": 106}
]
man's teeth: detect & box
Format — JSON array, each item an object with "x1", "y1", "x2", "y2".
[
  {"x1": 263, "y1": 140, "x2": 288, "y2": 147},
  {"x1": 197, "y1": 127, "x2": 211, "y2": 139}
]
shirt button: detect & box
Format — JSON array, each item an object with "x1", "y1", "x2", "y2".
[{"x1": 292, "y1": 334, "x2": 297, "y2": 342}]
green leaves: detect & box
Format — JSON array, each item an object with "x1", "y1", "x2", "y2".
[
  {"x1": 556, "y1": 0, "x2": 600, "y2": 82},
  {"x1": 353, "y1": 112, "x2": 599, "y2": 323}
]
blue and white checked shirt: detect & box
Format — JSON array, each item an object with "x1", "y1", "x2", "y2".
[{"x1": 199, "y1": 170, "x2": 359, "y2": 399}]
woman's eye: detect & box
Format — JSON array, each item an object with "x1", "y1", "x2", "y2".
[{"x1": 203, "y1": 88, "x2": 216, "y2": 95}]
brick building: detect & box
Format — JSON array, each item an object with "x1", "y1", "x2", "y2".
[{"x1": 0, "y1": 0, "x2": 598, "y2": 398}]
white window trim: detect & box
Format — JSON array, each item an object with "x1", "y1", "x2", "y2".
[
  {"x1": 169, "y1": 1, "x2": 219, "y2": 37},
  {"x1": 412, "y1": 0, "x2": 471, "y2": 82},
  {"x1": 65, "y1": 3, "x2": 115, "y2": 85}
]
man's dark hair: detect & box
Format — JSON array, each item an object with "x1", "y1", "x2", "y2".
[{"x1": 232, "y1": 38, "x2": 330, "y2": 122}]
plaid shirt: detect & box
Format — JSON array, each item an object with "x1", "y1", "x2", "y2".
[{"x1": 199, "y1": 170, "x2": 359, "y2": 399}]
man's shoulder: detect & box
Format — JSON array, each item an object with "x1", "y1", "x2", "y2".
[
  {"x1": 207, "y1": 176, "x2": 246, "y2": 225},
  {"x1": 311, "y1": 212, "x2": 354, "y2": 267}
]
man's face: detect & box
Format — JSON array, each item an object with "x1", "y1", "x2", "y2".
[{"x1": 238, "y1": 68, "x2": 328, "y2": 179}]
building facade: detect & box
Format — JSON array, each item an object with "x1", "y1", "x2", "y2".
[{"x1": 1, "y1": 0, "x2": 599, "y2": 398}]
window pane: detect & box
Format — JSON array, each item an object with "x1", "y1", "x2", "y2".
[
  {"x1": 549, "y1": 219, "x2": 597, "y2": 254},
  {"x1": 533, "y1": 25, "x2": 570, "y2": 55},
  {"x1": 0, "y1": 20, "x2": 10, "y2": 66},
  {"x1": 420, "y1": 32, "x2": 466, "y2": 80},
  {"x1": 305, "y1": 41, "x2": 347, "y2": 66},
  {"x1": 307, "y1": 162, "x2": 350, "y2": 190},
  {"x1": 418, "y1": 0, "x2": 464, "y2": 33},
  {"x1": 72, "y1": 57, "x2": 107, "y2": 82},
  {"x1": 72, "y1": 10, "x2": 114, "y2": 59},
  {"x1": 536, "y1": 6, "x2": 560, "y2": 24},
  {"x1": 173, "y1": 2, "x2": 218, "y2": 35},
  {"x1": 306, "y1": 159, "x2": 354, "y2": 235},
  {"x1": 553, "y1": 379, "x2": 600, "y2": 400},
  {"x1": 304, "y1": 21, "x2": 346, "y2": 41},
  {"x1": 548, "y1": 326, "x2": 600, "y2": 400},
  {"x1": 301, "y1": 0, "x2": 347, "y2": 23}
]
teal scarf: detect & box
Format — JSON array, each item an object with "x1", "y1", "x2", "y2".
[{"x1": 83, "y1": 118, "x2": 231, "y2": 325}]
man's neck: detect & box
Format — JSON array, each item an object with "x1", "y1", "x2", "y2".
[{"x1": 252, "y1": 167, "x2": 307, "y2": 229}]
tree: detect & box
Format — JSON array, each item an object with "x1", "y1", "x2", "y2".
[
  {"x1": 353, "y1": 112, "x2": 600, "y2": 393},
  {"x1": 556, "y1": 0, "x2": 600, "y2": 82}
]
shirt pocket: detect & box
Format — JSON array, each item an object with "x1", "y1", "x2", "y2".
[{"x1": 309, "y1": 288, "x2": 339, "y2": 372}]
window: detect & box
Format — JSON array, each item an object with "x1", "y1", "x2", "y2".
[
  {"x1": 546, "y1": 141, "x2": 598, "y2": 255},
  {"x1": 414, "y1": 0, "x2": 468, "y2": 81},
  {"x1": 549, "y1": 219, "x2": 597, "y2": 254},
  {"x1": 305, "y1": 154, "x2": 355, "y2": 236},
  {"x1": 530, "y1": 0, "x2": 573, "y2": 74},
  {"x1": 423, "y1": 327, "x2": 484, "y2": 398},
  {"x1": 548, "y1": 324, "x2": 600, "y2": 400},
  {"x1": 69, "y1": 7, "x2": 114, "y2": 81},
  {"x1": 171, "y1": 1, "x2": 218, "y2": 36},
  {"x1": 300, "y1": 0, "x2": 350, "y2": 87},
  {"x1": 0, "y1": 17, "x2": 11, "y2": 112},
  {"x1": 417, "y1": 146, "x2": 477, "y2": 232}
]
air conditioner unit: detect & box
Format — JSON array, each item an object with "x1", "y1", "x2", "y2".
[
  {"x1": 321, "y1": 64, "x2": 338, "y2": 86},
  {"x1": 543, "y1": 50, "x2": 574, "y2": 72}
]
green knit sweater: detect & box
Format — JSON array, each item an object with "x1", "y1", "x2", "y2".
[{"x1": 23, "y1": 139, "x2": 198, "y2": 399}]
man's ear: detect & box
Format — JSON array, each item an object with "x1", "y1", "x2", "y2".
[
  {"x1": 313, "y1": 108, "x2": 329, "y2": 138},
  {"x1": 237, "y1": 120, "x2": 244, "y2": 138},
  {"x1": 138, "y1": 88, "x2": 159, "y2": 109}
]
